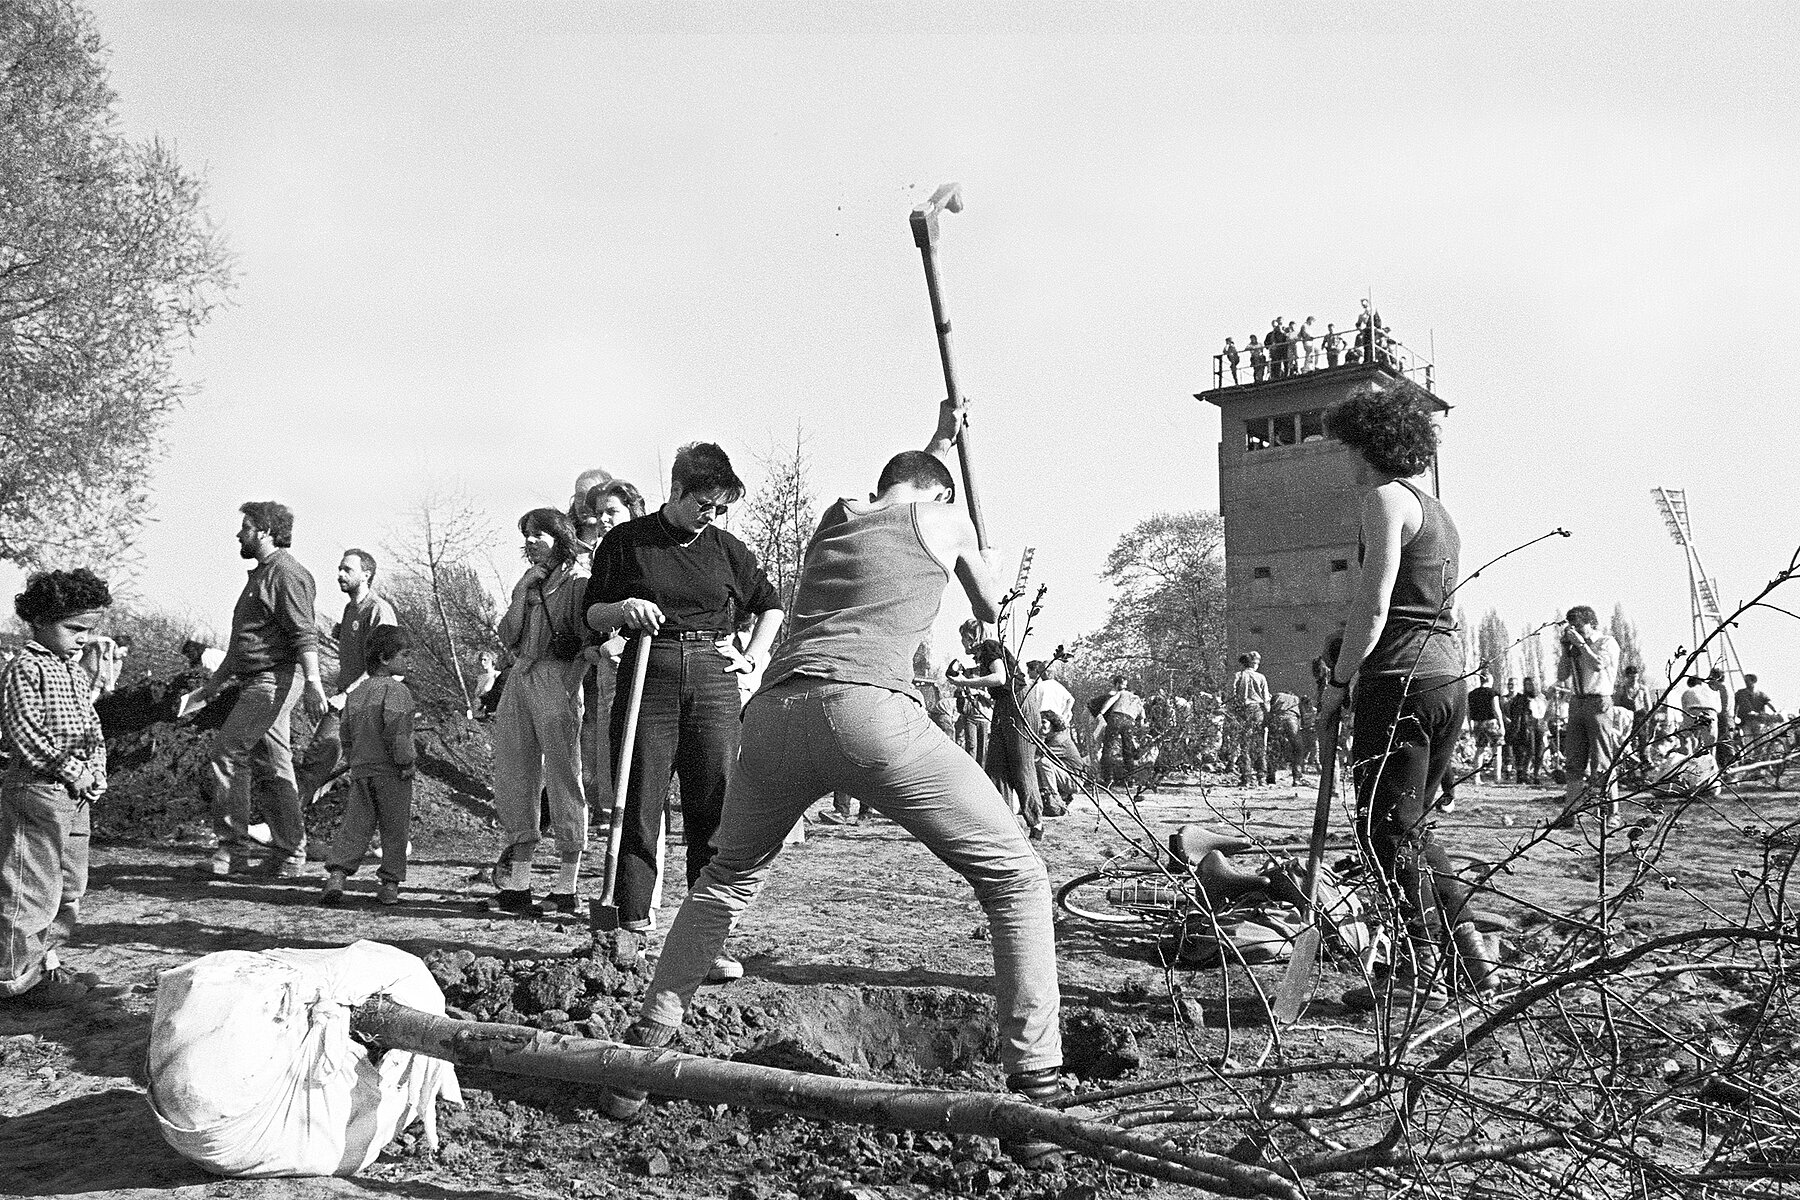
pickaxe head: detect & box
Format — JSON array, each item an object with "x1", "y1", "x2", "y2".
[{"x1": 910, "y1": 181, "x2": 964, "y2": 249}]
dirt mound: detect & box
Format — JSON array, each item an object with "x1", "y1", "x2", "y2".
[{"x1": 94, "y1": 673, "x2": 497, "y2": 846}]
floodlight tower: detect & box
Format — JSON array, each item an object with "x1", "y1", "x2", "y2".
[{"x1": 1651, "y1": 487, "x2": 1744, "y2": 688}]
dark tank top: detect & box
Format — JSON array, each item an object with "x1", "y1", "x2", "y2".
[
  {"x1": 761, "y1": 499, "x2": 950, "y2": 700},
  {"x1": 1358, "y1": 477, "x2": 1461, "y2": 677}
]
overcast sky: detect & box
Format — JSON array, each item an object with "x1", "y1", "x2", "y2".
[{"x1": 16, "y1": 2, "x2": 1799, "y2": 694}]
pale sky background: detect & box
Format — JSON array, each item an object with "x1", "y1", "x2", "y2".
[{"x1": 13, "y1": 2, "x2": 1799, "y2": 695}]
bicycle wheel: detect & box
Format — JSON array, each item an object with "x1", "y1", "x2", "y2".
[{"x1": 1056, "y1": 868, "x2": 1175, "y2": 926}]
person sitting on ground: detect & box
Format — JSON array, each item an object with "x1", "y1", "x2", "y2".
[
  {"x1": 1317, "y1": 384, "x2": 1494, "y2": 1010},
  {"x1": 1, "y1": 569, "x2": 113, "y2": 1007},
  {"x1": 600, "y1": 397, "x2": 1066, "y2": 1170},
  {"x1": 488, "y1": 508, "x2": 592, "y2": 916},
  {"x1": 320, "y1": 625, "x2": 418, "y2": 908}
]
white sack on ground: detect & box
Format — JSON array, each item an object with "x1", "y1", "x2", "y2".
[{"x1": 147, "y1": 940, "x2": 461, "y2": 1177}]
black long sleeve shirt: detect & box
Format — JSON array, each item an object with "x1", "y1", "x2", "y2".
[{"x1": 584, "y1": 511, "x2": 780, "y2": 635}]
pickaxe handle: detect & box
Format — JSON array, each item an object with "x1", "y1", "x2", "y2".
[{"x1": 911, "y1": 197, "x2": 989, "y2": 550}]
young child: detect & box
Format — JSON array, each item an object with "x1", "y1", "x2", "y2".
[
  {"x1": 320, "y1": 625, "x2": 417, "y2": 907},
  {"x1": 1, "y1": 569, "x2": 113, "y2": 1006}
]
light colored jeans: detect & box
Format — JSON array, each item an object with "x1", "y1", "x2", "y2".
[
  {"x1": 492, "y1": 658, "x2": 587, "y2": 862},
  {"x1": 1563, "y1": 694, "x2": 1618, "y2": 806},
  {"x1": 0, "y1": 773, "x2": 88, "y2": 995},
  {"x1": 207, "y1": 667, "x2": 305, "y2": 861},
  {"x1": 642, "y1": 677, "x2": 1062, "y2": 1074}
]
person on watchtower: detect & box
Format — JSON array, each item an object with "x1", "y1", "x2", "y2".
[
  {"x1": 1316, "y1": 384, "x2": 1495, "y2": 1011},
  {"x1": 599, "y1": 397, "x2": 1066, "y2": 1169},
  {"x1": 583, "y1": 443, "x2": 784, "y2": 974}
]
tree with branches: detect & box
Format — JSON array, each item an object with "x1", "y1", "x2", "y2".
[
  {"x1": 740, "y1": 426, "x2": 819, "y2": 619},
  {"x1": 0, "y1": 0, "x2": 234, "y2": 569},
  {"x1": 1478, "y1": 607, "x2": 1512, "y2": 683},
  {"x1": 383, "y1": 487, "x2": 499, "y2": 720},
  {"x1": 1076, "y1": 510, "x2": 1226, "y2": 699}
]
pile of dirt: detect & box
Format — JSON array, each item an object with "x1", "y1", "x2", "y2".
[{"x1": 92, "y1": 673, "x2": 497, "y2": 847}]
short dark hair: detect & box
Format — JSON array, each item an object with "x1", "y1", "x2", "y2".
[
  {"x1": 1325, "y1": 385, "x2": 1438, "y2": 477},
  {"x1": 16, "y1": 568, "x2": 113, "y2": 627},
  {"x1": 519, "y1": 508, "x2": 581, "y2": 568},
  {"x1": 960, "y1": 617, "x2": 984, "y2": 641},
  {"x1": 587, "y1": 479, "x2": 647, "y2": 521},
  {"x1": 1565, "y1": 605, "x2": 1598, "y2": 628},
  {"x1": 670, "y1": 442, "x2": 745, "y2": 504},
  {"x1": 343, "y1": 548, "x2": 377, "y2": 579},
  {"x1": 1747, "y1": 673, "x2": 1758, "y2": 684},
  {"x1": 365, "y1": 623, "x2": 412, "y2": 668},
  {"x1": 875, "y1": 451, "x2": 955, "y2": 499},
  {"x1": 239, "y1": 501, "x2": 295, "y2": 547}
]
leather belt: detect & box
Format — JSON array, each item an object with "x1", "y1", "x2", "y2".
[{"x1": 654, "y1": 630, "x2": 726, "y2": 642}]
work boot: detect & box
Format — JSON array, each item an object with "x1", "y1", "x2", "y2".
[
  {"x1": 706, "y1": 954, "x2": 743, "y2": 983},
  {"x1": 376, "y1": 880, "x2": 401, "y2": 907},
  {"x1": 1343, "y1": 942, "x2": 1451, "y2": 1013},
  {"x1": 1450, "y1": 922, "x2": 1500, "y2": 999},
  {"x1": 5, "y1": 968, "x2": 90, "y2": 1008},
  {"x1": 598, "y1": 1020, "x2": 679, "y2": 1119},
  {"x1": 482, "y1": 889, "x2": 539, "y2": 916},
  {"x1": 1001, "y1": 1067, "x2": 1067, "y2": 1170},
  {"x1": 539, "y1": 893, "x2": 582, "y2": 917},
  {"x1": 319, "y1": 869, "x2": 347, "y2": 907}
]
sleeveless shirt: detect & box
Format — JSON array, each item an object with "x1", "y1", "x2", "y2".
[
  {"x1": 1358, "y1": 477, "x2": 1462, "y2": 677},
  {"x1": 761, "y1": 499, "x2": 951, "y2": 700}
]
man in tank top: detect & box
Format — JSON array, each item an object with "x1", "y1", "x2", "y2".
[{"x1": 599, "y1": 398, "x2": 1066, "y2": 1164}]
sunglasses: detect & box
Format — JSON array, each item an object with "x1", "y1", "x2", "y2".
[{"x1": 687, "y1": 497, "x2": 730, "y2": 517}]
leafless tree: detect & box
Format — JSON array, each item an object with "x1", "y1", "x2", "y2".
[{"x1": 384, "y1": 486, "x2": 499, "y2": 720}]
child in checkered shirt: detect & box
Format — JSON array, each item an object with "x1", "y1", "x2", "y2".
[{"x1": 1, "y1": 569, "x2": 113, "y2": 1007}]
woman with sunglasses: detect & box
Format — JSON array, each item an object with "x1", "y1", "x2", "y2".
[{"x1": 584, "y1": 444, "x2": 782, "y2": 979}]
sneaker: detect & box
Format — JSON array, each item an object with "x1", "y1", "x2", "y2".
[
  {"x1": 207, "y1": 850, "x2": 236, "y2": 878},
  {"x1": 1001, "y1": 1067, "x2": 1067, "y2": 1169},
  {"x1": 376, "y1": 881, "x2": 401, "y2": 907},
  {"x1": 319, "y1": 870, "x2": 347, "y2": 907},
  {"x1": 706, "y1": 954, "x2": 744, "y2": 983},
  {"x1": 599, "y1": 1021, "x2": 679, "y2": 1119},
  {"x1": 481, "y1": 888, "x2": 539, "y2": 916},
  {"x1": 539, "y1": 892, "x2": 582, "y2": 916},
  {"x1": 6, "y1": 968, "x2": 90, "y2": 1008}
]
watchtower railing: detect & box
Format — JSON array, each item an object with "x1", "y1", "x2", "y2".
[{"x1": 1210, "y1": 325, "x2": 1434, "y2": 393}]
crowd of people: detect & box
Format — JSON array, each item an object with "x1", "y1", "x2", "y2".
[
  {"x1": 1219, "y1": 299, "x2": 1400, "y2": 386},
  {"x1": 0, "y1": 382, "x2": 1788, "y2": 1130}
]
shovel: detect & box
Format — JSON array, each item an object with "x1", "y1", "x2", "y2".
[
  {"x1": 1272, "y1": 705, "x2": 1343, "y2": 1023},
  {"x1": 590, "y1": 634, "x2": 652, "y2": 933}
]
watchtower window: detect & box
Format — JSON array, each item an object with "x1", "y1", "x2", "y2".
[
  {"x1": 1245, "y1": 408, "x2": 1332, "y2": 453},
  {"x1": 1330, "y1": 559, "x2": 1348, "y2": 572},
  {"x1": 1253, "y1": 567, "x2": 1272, "y2": 579}
]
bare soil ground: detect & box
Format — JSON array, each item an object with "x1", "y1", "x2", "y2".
[{"x1": 1, "y1": 714, "x2": 1793, "y2": 1199}]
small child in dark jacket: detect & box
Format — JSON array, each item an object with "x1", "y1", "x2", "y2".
[{"x1": 320, "y1": 626, "x2": 416, "y2": 907}]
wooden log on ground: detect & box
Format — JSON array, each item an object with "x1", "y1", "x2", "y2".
[{"x1": 351, "y1": 996, "x2": 1302, "y2": 1199}]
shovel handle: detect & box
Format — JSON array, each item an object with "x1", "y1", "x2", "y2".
[
  {"x1": 598, "y1": 634, "x2": 653, "y2": 908},
  {"x1": 1299, "y1": 707, "x2": 1344, "y2": 919},
  {"x1": 912, "y1": 222, "x2": 989, "y2": 550}
]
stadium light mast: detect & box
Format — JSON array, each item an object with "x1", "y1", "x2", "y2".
[{"x1": 1651, "y1": 487, "x2": 1744, "y2": 690}]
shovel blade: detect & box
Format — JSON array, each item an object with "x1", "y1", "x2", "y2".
[
  {"x1": 590, "y1": 899, "x2": 620, "y2": 934},
  {"x1": 1272, "y1": 927, "x2": 1323, "y2": 1023}
]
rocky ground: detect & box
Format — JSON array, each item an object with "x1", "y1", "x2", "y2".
[{"x1": 0, "y1": 692, "x2": 1793, "y2": 1199}]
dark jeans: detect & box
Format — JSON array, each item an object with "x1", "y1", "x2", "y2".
[
  {"x1": 610, "y1": 639, "x2": 740, "y2": 928},
  {"x1": 986, "y1": 715, "x2": 1042, "y2": 831},
  {"x1": 1351, "y1": 675, "x2": 1470, "y2": 946},
  {"x1": 1101, "y1": 712, "x2": 1139, "y2": 783},
  {"x1": 1510, "y1": 719, "x2": 1544, "y2": 780}
]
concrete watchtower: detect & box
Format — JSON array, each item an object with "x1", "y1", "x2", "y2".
[{"x1": 1196, "y1": 326, "x2": 1447, "y2": 699}]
